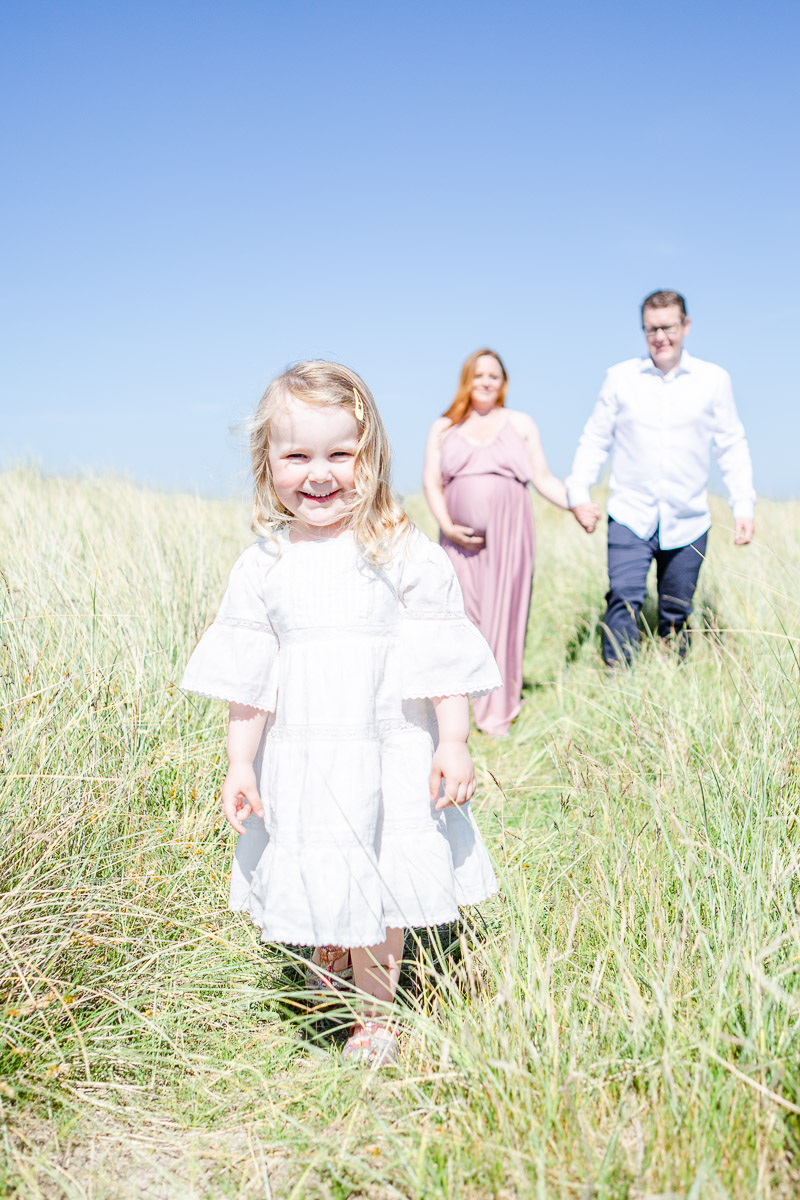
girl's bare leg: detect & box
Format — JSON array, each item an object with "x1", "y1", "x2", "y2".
[{"x1": 350, "y1": 927, "x2": 404, "y2": 1017}]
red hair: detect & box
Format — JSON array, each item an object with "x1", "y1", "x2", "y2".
[{"x1": 443, "y1": 349, "x2": 508, "y2": 424}]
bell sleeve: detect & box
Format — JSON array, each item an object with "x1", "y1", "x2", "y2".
[
  {"x1": 181, "y1": 543, "x2": 280, "y2": 712},
  {"x1": 398, "y1": 530, "x2": 502, "y2": 700}
]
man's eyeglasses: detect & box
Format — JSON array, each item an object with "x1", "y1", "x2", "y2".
[{"x1": 643, "y1": 321, "x2": 684, "y2": 339}]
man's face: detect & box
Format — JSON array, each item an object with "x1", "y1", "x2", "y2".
[{"x1": 642, "y1": 303, "x2": 691, "y2": 374}]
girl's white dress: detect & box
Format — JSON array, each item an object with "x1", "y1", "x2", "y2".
[{"x1": 181, "y1": 526, "x2": 502, "y2": 948}]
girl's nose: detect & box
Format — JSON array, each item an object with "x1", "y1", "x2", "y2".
[{"x1": 307, "y1": 458, "x2": 331, "y2": 481}]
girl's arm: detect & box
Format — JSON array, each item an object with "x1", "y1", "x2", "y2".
[
  {"x1": 429, "y1": 694, "x2": 476, "y2": 810},
  {"x1": 220, "y1": 702, "x2": 269, "y2": 834},
  {"x1": 423, "y1": 419, "x2": 485, "y2": 550}
]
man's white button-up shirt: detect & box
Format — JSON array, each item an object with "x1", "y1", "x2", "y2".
[{"x1": 565, "y1": 351, "x2": 756, "y2": 550}]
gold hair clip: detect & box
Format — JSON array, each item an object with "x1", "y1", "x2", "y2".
[{"x1": 352, "y1": 387, "x2": 365, "y2": 421}]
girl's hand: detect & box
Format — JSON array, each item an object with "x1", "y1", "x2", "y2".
[
  {"x1": 220, "y1": 764, "x2": 264, "y2": 834},
  {"x1": 224, "y1": 703, "x2": 268, "y2": 834},
  {"x1": 444, "y1": 523, "x2": 485, "y2": 551},
  {"x1": 430, "y1": 740, "x2": 476, "y2": 810}
]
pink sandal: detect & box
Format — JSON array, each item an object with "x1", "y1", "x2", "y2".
[{"x1": 341, "y1": 1020, "x2": 398, "y2": 1067}]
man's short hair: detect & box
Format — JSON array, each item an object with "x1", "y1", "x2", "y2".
[{"x1": 641, "y1": 290, "x2": 687, "y2": 322}]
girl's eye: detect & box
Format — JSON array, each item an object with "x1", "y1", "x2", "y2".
[{"x1": 330, "y1": 451, "x2": 352, "y2": 460}]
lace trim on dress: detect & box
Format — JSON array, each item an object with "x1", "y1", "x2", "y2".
[
  {"x1": 278, "y1": 624, "x2": 396, "y2": 642},
  {"x1": 402, "y1": 684, "x2": 498, "y2": 701},
  {"x1": 234, "y1": 894, "x2": 499, "y2": 948},
  {"x1": 180, "y1": 687, "x2": 272, "y2": 711},
  {"x1": 400, "y1": 610, "x2": 466, "y2": 621},
  {"x1": 216, "y1": 616, "x2": 275, "y2": 633},
  {"x1": 267, "y1": 719, "x2": 424, "y2": 742}
]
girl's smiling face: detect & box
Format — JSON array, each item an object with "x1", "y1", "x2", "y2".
[{"x1": 268, "y1": 396, "x2": 359, "y2": 536}]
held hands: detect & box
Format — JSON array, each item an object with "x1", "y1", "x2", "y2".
[
  {"x1": 429, "y1": 740, "x2": 476, "y2": 810},
  {"x1": 570, "y1": 502, "x2": 603, "y2": 534},
  {"x1": 443, "y1": 523, "x2": 485, "y2": 551},
  {"x1": 568, "y1": 507, "x2": 753, "y2": 543},
  {"x1": 220, "y1": 763, "x2": 263, "y2": 834},
  {"x1": 734, "y1": 518, "x2": 755, "y2": 545}
]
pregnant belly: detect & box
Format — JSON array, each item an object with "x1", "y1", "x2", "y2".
[{"x1": 444, "y1": 473, "x2": 523, "y2": 535}]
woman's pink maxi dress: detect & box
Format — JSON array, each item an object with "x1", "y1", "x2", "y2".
[{"x1": 439, "y1": 419, "x2": 535, "y2": 736}]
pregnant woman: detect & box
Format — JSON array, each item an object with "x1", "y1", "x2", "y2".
[{"x1": 423, "y1": 348, "x2": 575, "y2": 736}]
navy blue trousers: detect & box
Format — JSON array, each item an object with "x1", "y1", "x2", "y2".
[{"x1": 602, "y1": 518, "x2": 708, "y2": 665}]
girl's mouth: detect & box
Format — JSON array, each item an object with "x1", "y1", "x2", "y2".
[{"x1": 301, "y1": 490, "x2": 338, "y2": 503}]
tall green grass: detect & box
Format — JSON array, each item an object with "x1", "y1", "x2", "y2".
[{"x1": 2, "y1": 465, "x2": 800, "y2": 1198}]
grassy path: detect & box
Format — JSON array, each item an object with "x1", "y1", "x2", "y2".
[{"x1": 2, "y1": 469, "x2": 800, "y2": 1198}]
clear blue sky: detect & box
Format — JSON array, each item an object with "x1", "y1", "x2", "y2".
[{"x1": 2, "y1": 0, "x2": 798, "y2": 500}]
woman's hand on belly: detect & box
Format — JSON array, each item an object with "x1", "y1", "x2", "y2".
[{"x1": 442, "y1": 521, "x2": 485, "y2": 550}]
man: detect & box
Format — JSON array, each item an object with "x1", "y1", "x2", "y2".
[{"x1": 566, "y1": 290, "x2": 755, "y2": 665}]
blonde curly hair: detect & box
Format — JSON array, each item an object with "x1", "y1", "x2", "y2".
[{"x1": 250, "y1": 360, "x2": 409, "y2": 563}]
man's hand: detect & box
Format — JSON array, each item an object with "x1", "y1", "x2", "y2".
[
  {"x1": 734, "y1": 518, "x2": 754, "y2": 545},
  {"x1": 570, "y1": 503, "x2": 602, "y2": 534}
]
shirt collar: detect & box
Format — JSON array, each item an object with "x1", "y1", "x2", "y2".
[{"x1": 639, "y1": 349, "x2": 693, "y2": 379}]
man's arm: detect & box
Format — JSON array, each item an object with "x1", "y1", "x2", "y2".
[
  {"x1": 566, "y1": 376, "x2": 618, "y2": 533},
  {"x1": 711, "y1": 370, "x2": 756, "y2": 545}
]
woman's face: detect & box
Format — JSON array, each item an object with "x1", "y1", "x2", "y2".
[{"x1": 470, "y1": 355, "x2": 505, "y2": 411}]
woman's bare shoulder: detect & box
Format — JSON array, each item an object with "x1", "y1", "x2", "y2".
[
  {"x1": 506, "y1": 408, "x2": 539, "y2": 436},
  {"x1": 427, "y1": 415, "x2": 454, "y2": 441}
]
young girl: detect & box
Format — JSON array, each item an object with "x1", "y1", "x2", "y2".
[{"x1": 181, "y1": 361, "x2": 501, "y2": 1065}]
